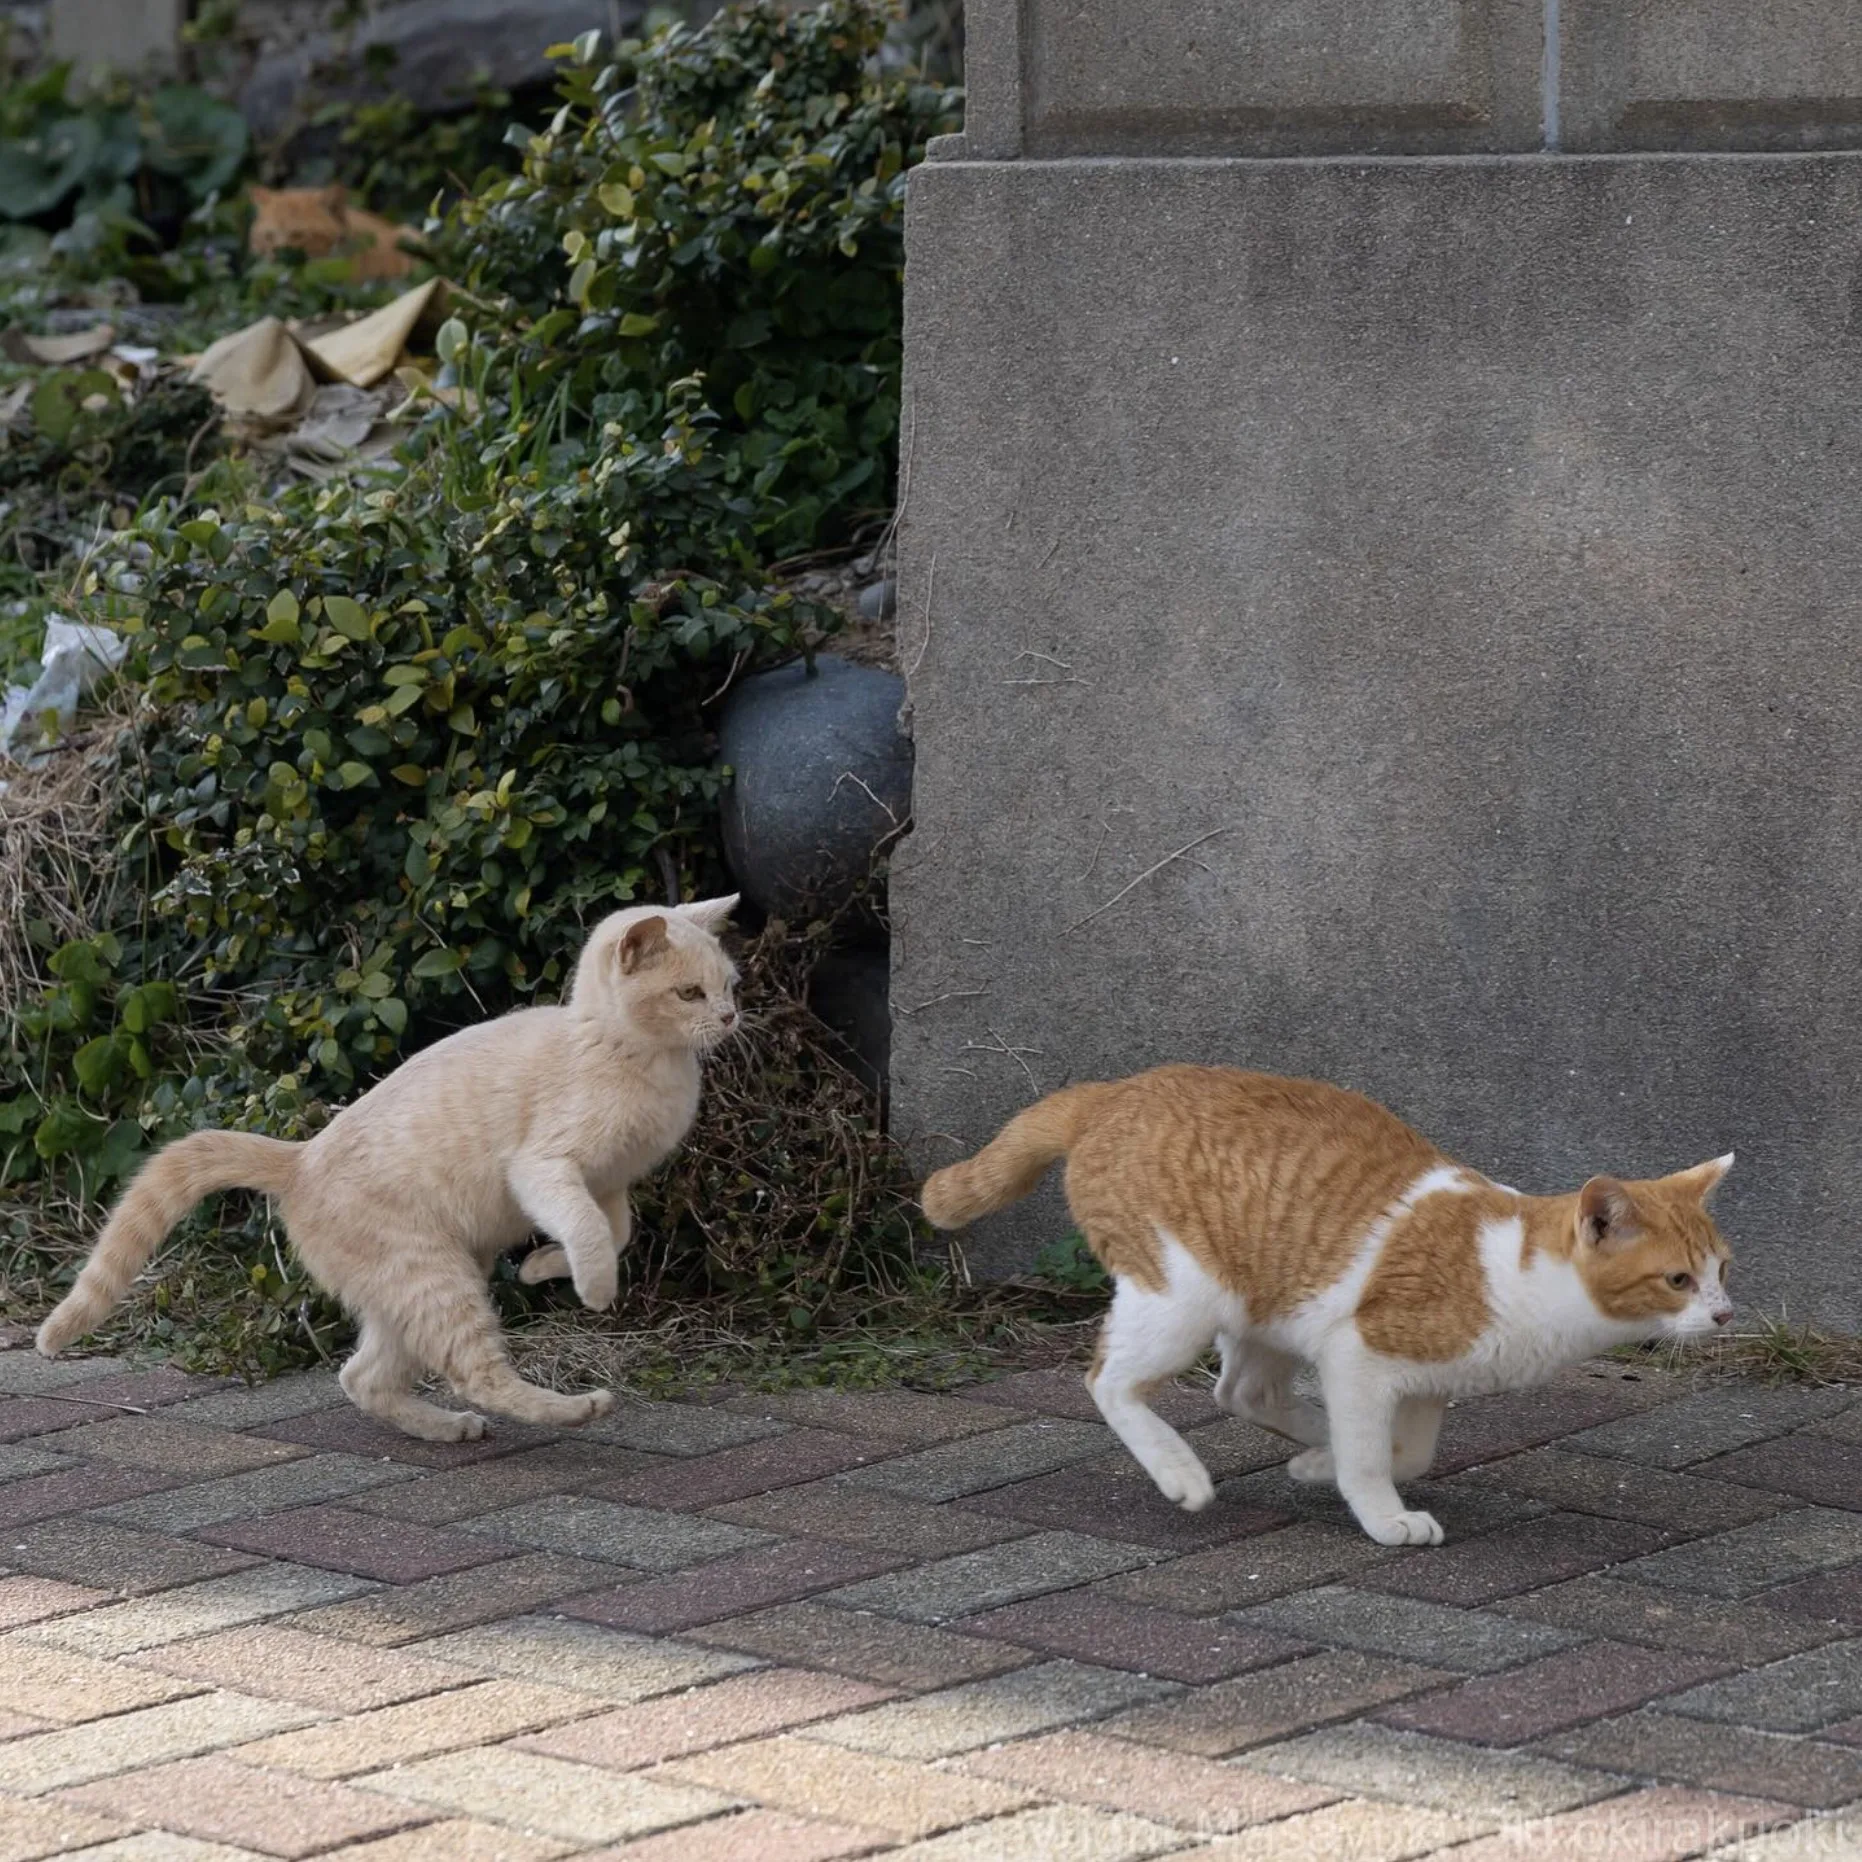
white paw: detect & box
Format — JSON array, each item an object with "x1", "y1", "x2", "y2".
[
  {"x1": 574, "y1": 1388, "x2": 615, "y2": 1424},
  {"x1": 1149, "y1": 1448, "x2": 1216, "y2": 1512},
  {"x1": 447, "y1": 1411, "x2": 488, "y2": 1442},
  {"x1": 1287, "y1": 1447, "x2": 1336, "y2": 1485},
  {"x1": 1362, "y1": 1508, "x2": 1444, "y2": 1547},
  {"x1": 519, "y1": 1245, "x2": 570, "y2": 1285},
  {"x1": 574, "y1": 1265, "x2": 618, "y2": 1311}
]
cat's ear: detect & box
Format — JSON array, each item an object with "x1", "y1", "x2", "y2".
[
  {"x1": 321, "y1": 183, "x2": 348, "y2": 208},
  {"x1": 616, "y1": 915, "x2": 669, "y2": 974},
  {"x1": 1670, "y1": 1153, "x2": 1734, "y2": 1205},
  {"x1": 677, "y1": 894, "x2": 738, "y2": 935},
  {"x1": 1576, "y1": 1175, "x2": 1641, "y2": 1250}
]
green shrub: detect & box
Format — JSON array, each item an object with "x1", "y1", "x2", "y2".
[
  {"x1": 0, "y1": 63, "x2": 247, "y2": 267},
  {"x1": 443, "y1": 1, "x2": 959, "y2": 556},
  {"x1": 0, "y1": 371, "x2": 219, "y2": 596}
]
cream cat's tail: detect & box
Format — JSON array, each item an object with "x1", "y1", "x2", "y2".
[
  {"x1": 921, "y1": 1083, "x2": 1114, "y2": 1227},
  {"x1": 37, "y1": 1131, "x2": 302, "y2": 1355}
]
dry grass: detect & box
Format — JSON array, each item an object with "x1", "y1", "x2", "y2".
[
  {"x1": 1634, "y1": 1316, "x2": 1862, "y2": 1387},
  {"x1": 0, "y1": 683, "x2": 141, "y2": 1023},
  {"x1": 501, "y1": 918, "x2": 1090, "y2": 1392}
]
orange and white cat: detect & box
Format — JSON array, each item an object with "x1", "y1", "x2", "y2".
[
  {"x1": 923, "y1": 1066, "x2": 1734, "y2": 1546},
  {"x1": 38, "y1": 900, "x2": 740, "y2": 1440},
  {"x1": 247, "y1": 184, "x2": 416, "y2": 279}
]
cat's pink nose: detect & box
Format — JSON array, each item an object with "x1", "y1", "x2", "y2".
[
  {"x1": 1712, "y1": 1306, "x2": 1734, "y2": 1327},
  {"x1": 719, "y1": 1008, "x2": 738, "y2": 1028}
]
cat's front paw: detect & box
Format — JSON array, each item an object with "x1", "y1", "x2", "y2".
[
  {"x1": 1148, "y1": 1445, "x2": 1216, "y2": 1512},
  {"x1": 1287, "y1": 1447, "x2": 1335, "y2": 1485},
  {"x1": 573, "y1": 1263, "x2": 619, "y2": 1311},
  {"x1": 1363, "y1": 1508, "x2": 1444, "y2": 1547}
]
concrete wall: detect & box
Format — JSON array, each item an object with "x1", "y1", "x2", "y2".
[
  {"x1": 893, "y1": 2, "x2": 1862, "y2": 1328},
  {"x1": 47, "y1": 0, "x2": 183, "y2": 71}
]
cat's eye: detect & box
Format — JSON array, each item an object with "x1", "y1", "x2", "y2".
[
  {"x1": 676, "y1": 984, "x2": 705, "y2": 1002},
  {"x1": 1666, "y1": 1271, "x2": 1696, "y2": 1292}
]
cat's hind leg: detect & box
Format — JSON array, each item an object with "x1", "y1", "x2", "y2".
[
  {"x1": 390, "y1": 1254, "x2": 614, "y2": 1430},
  {"x1": 1214, "y1": 1335, "x2": 1328, "y2": 1446},
  {"x1": 1088, "y1": 1261, "x2": 1222, "y2": 1512},
  {"x1": 340, "y1": 1318, "x2": 486, "y2": 1442},
  {"x1": 1286, "y1": 1393, "x2": 1446, "y2": 1485},
  {"x1": 517, "y1": 1245, "x2": 569, "y2": 1286},
  {"x1": 1390, "y1": 1394, "x2": 1446, "y2": 1481}
]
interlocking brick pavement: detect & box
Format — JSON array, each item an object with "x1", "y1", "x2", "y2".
[
  {"x1": 0, "y1": 1337, "x2": 1853, "y2": 1858},
  {"x1": 691, "y1": 1601, "x2": 1033, "y2": 1689}
]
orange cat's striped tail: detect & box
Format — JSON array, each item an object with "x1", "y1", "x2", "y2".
[
  {"x1": 921, "y1": 1083, "x2": 1114, "y2": 1228},
  {"x1": 37, "y1": 1131, "x2": 302, "y2": 1355}
]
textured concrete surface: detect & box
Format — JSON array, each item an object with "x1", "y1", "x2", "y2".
[
  {"x1": 1021, "y1": 0, "x2": 1544, "y2": 157},
  {"x1": 1559, "y1": 1, "x2": 1862, "y2": 152},
  {"x1": 0, "y1": 1332, "x2": 1855, "y2": 1856},
  {"x1": 891, "y1": 150, "x2": 1862, "y2": 1327},
  {"x1": 965, "y1": 0, "x2": 1862, "y2": 157}
]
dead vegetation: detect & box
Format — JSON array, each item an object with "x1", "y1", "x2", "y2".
[
  {"x1": 503, "y1": 919, "x2": 1089, "y2": 1394},
  {"x1": 0, "y1": 684, "x2": 141, "y2": 1022},
  {"x1": 1637, "y1": 1316, "x2": 1862, "y2": 1388}
]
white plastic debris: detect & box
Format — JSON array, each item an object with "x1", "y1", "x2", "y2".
[{"x1": 0, "y1": 616, "x2": 129, "y2": 773}]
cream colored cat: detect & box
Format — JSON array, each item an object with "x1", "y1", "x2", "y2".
[
  {"x1": 922, "y1": 1065, "x2": 1735, "y2": 1546},
  {"x1": 38, "y1": 899, "x2": 741, "y2": 1440}
]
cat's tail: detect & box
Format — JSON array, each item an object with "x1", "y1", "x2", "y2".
[
  {"x1": 37, "y1": 1131, "x2": 302, "y2": 1355},
  {"x1": 921, "y1": 1083, "x2": 1115, "y2": 1227}
]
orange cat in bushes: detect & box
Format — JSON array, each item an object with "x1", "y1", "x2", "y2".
[{"x1": 247, "y1": 184, "x2": 416, "y2": 280}]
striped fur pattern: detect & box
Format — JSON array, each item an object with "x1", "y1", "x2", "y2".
[{"x1": 923, "y1": 1065, "x2": 1734, "y2": 1545}]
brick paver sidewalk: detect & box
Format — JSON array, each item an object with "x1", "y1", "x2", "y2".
[{"x1": 1, "y1": 1329, "x2": 1857, "y2": 1862}]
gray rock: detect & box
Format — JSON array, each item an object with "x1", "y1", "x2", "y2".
[
  {"x1": 719, "y1": 653, "x2": 911, "y2": 921},
  {"x1": 239, "y1": 0, "x2": 641, "y2": 141},
  {"x1": 857, "y1": 579, "x2": 898, "y2": 623}
]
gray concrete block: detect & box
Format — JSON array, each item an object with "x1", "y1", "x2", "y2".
[
  {"x1": 1231, "y1": 1583, "x2": 1584, "y2": 1674},
  {"x1": 808, "y1": 1657, "x2": 1178, "y2": 1759},
  {"x1": 1560, "y1": 1, "x2": 1862, "y2": 152},
  {"x1": 460, "y1": 1497, "x2": 773, "y2": 1572},
  {"x1": 238, "y1": 0, "x2": 632, "y2": 141},
  {"x1": 1617, "y1": 1509, "x2": 1862, "y2": 1599},
  {"x1": 1023, "y1": 0, "x2": 1544, "y2": 156},
  {"x1": 821, "y1": 1529, "x2": 1155, "y2": 1625},
  {"x1": 94, "y1": 1454, "x2": 417, "y2": 1532},
  {"x1": 1562, "y1": 1385, "x2": 1857, "y2": 1469},
  {"x1": 1664, "y1": 1639, "x2": 1862, "y2": 1733},
  {"x1": 1248, "y1": 1721, "x2": 1621, "y2": 1817},
  {"x1": 48, "y1": 0, "x2": 180, "y2": 73},
  {"x1": 893, "y1": 151, "x2": 1862, "y2": 1328},
  {"x1": 841, "y1": 1420, "x2": 1111, "y2": 1503}
]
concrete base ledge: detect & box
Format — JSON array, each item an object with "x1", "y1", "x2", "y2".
[{"x1": 892, "y1": 152, "x2": 1862, "y2": 1327}]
